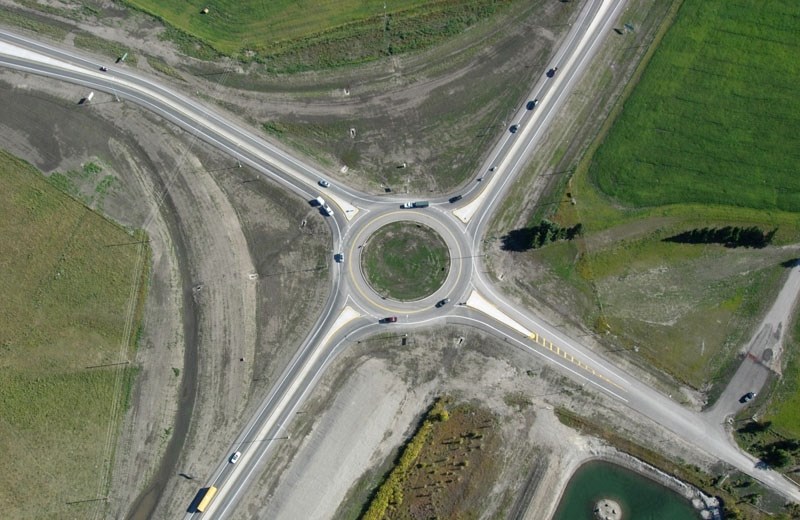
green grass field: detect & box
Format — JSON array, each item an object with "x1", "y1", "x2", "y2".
[
  {"x1": 0, "y1": 150, "x2": 146, "y2": 517},
  {"x1": 590, "y1": 0, "x2": 800, "y2": 212},
  {"x1": 525, "y1": 0, "x2": 800, "y2": 391},
  {"x1": 362, "y1": 221, "x2": 450, "y2": 301},
  {"x1": 123, "y1": 0, "x2": 511, "y2": 69}
]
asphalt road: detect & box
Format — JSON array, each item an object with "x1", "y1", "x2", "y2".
[{"x1": 2, "y1": 0, "x2": 799, "y2": 516}]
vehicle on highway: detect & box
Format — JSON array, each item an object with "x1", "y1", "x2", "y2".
[
  {"x1": 740, "y1": 392, "x2": 757, "y2": 403},
  {"x1": 402, "y1": 201, "x2": 429, "y2": 209},
  {"x1": 526, "y1": 99, "x2": 539, "y2": 110},
  {"x1": 448, "y1": 195, "x2": 463, "y2": 203},
  {"x1": 99, "y1": 66, "x2": 108, "y2": 72},
  {"x1": 318, "y1": 179, "x2": 330, "y2": 188},
  {"x1": 379, "y1": 316, "x2": 398, "y2": 323},
  {"x1": 313, "y1": 196, "x2": 334, "y2": 216},
  {"x1": 435, "y1": 298, "x2": 451, "y2": 308},
  {"x1": 510, "y1": 124, "x2": 519, "y2": 133},
  {"x1": 230, "y1": 451, "x2": 241, "y2": 464},
  {"x1": 334, "y1": 252, "x2": 344, "y2": 263},
  {"x1": 547, "y1": 67, "x2": 558, "y2": 78},
  {"x1": 196, "y1": 486, "x2": 218, "y2": 513},
  {"x1": 489, "y1": 166, "x2": 497, "y2": 171}
]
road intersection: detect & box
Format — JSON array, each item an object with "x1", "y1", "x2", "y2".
[{"x1": 1, "y1": 0, "x2": 799, "y2": 517}]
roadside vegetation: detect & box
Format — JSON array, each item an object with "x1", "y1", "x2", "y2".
[
  {"x1": 361, "y1": 397, "x2": 500, "y2": 519},
  {"x1": 122, "y1": 0, "x2": 515, "y2": 70},
  {"x1": 362, "y1": 222, "x2": 450, "y2": 301},
  {"x1": 0, "y1": 150, "x2": 147, "y2": 517}
]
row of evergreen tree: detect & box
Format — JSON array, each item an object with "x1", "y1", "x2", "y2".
[
  {"x1": 501, "y1": 220, "x2": 582, "y2": 251},
  {"x1": 664, "y1": 226, "x2": 776, "y2": 248}
]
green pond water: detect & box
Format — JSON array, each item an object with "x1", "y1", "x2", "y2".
[{"x1": 552, "y1": 460, "x2": 700, "y2": 520}]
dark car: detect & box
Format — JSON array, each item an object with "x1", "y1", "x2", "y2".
[
  {"x1": 380, "y1": 316, "x2": 398, "y2": 324},
  {"x1": 448, "y1": 195, "x2": 463, "y2": 203},
  {"x1": 435, "y1": 298, "x2": 451, "y2": 308},
  {"x1": 510, "y1": 124, "x2": 519, "y2": 133},
  {"x1": 99, "y1": 66, "x2": 108, "y2": 72},
  {"x1": 739, "y1": 392, "x2": 756, "y2": 403},
  {"x1": 526, "y1": 99, "x2": 539, "y2": 110},
  {"x1": 546, "y1": 67, "x2": 558, "y2": 78}
]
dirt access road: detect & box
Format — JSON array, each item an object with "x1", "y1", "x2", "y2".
[{"x1": 0, "y1": 68, "x2": 330, "y2": 519}]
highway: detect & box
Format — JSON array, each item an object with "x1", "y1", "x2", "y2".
[{"x1": 1, "y1": 0, "x2": 799, "y2": 516}]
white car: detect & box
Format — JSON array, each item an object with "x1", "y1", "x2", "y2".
[
  {"x1": 322, "y1": 204, "x2": 333, "y2": 216},
  {"x1": 230, "y1": 451, "x2": 241, "y2": 464},
  {"x1": 318, "y1": 179, "x2": 330, "y2": 188}
]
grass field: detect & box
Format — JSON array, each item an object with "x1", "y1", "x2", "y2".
[
  {"x1": 520, "y1": 0, "x2": 800, "y2": 391},
  {"x1": 0, "y1": 150, "x2": 147, "y2": 517},
  {"x1": 590, "y1": 0, "x2": 800, "y2": 212},
  {"x1": 362, "y1": 222, "x2": 450, "y2": 301},
  {"x1": 123, "y1": 0, "x2": 512, "y2": 69}
]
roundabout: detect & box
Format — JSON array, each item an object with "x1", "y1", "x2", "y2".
[
  {"x1": 360, "y1": 221, "x2": 450, "y2": 302},
  {"x1": 344, "y1": 208, "x2": 475, "y2": 318}
]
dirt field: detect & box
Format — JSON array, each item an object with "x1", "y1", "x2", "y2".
[
  {"x1": 241, "y1": 326, "x2": 724, "y2": 520},
  {"x1": 0, "y1": 68, "x2": 330, "y2": 518}
]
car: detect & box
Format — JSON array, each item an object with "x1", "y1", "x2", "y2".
[
  {"x1": 318, "y1": 179, "x2": 330, "y2": 188},
  {"x1": 99, "y1": 66, "x2": 108, "y2": 72},
  {"x1": 230, "y1": 451, "x2": 241, "y2": 464},
  {"x1": 435, "y1": 298, "x2": 451, "y2": 308},
  {"x1": 334, "y1": 252, "x2": 344, "y2": 263},
  {"x1": 448, "y1": 195, "x2": 463, "y2": 203},
  {"x1": 402, "y1": 202, "x2": 414, "y2": 208},
  {"x1": 489, "y1": 166, "x2": 497, "y2": 172},
  {"x1": 322, "y1": 204, "x2": 333, "y2": 216},
  {"x1": 510, "y1": 124, "x2": 519, "y2": 133},
  {"x1": 380, "y1": 316, "x2": 398, "y2": 323},
  {"x1": 740, "y1": 392, "x2": 756, "y2": 403},
  {"x1": 546, "y1": 67, "x2": 558, "y2": 78},
  {"x1": 526, "y1": 99, "x2": 539, "y2": 110},
  {"x1": 314, "y1": 196, "x2": 326, "y2": 206}
]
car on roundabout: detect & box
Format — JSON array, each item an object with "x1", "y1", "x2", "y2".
[
  {"x1": 435, "y1": 298, "x2": 451, "y2": 308},
  {"x1": 379, "y1": 316, "x2": 398, "y2": 323}
]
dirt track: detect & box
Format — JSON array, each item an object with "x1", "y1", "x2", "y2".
[{"x1": 0, "y1": 68, "x2": 330, "y2": 518}]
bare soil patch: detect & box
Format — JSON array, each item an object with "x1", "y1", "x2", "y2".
[
  {"x1": 237, "y1": 325, "x2": 727, "y2": 520},
  {"x1": 0, "y1": 68, "x2": 330, "y2": 519}
]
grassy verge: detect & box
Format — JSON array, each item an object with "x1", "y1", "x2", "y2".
[
  {"x1": 0, "y1": 150, "x2": 148, "y2": 517},
  {"x1": 146, "y1": 56, "x2": 185, "y2": 81},
  {"x1": 122, "y1": 0, "x2": 514, "y2": 68},
  {"x1": 361, "y1": 221, "x2": 450, "y2": 301},
  {"x1": 74, "y1": 30, "x2": 138, "y2": 65},
  {"x1": 362, "y1": 397, "x2": 500, "y2": 519},
  {"x1": 0, "y1": 7, "x2": 69, "y2": 40},
  {"x1": 555, "y1": 408, "x2": 791, "y2": 518}
]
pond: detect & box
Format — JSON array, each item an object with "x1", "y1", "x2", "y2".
[{"x1": 552, "y1": 460, "x2": 700, "y2": 520}]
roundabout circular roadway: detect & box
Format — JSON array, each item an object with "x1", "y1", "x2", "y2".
[{"x1": 342, "y1": 205, "x2": 475, "y2": 317}]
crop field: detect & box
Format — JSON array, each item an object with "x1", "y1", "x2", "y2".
[
  {"x1": 124, "y1": 0, "x2": 513, "y2": 69},
  {"x1": 0, "y1": 151, "x2": 146, "y2": 517},
  {"x1": 589, "y1": 0, "x2": 800, "y2": 212}
]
